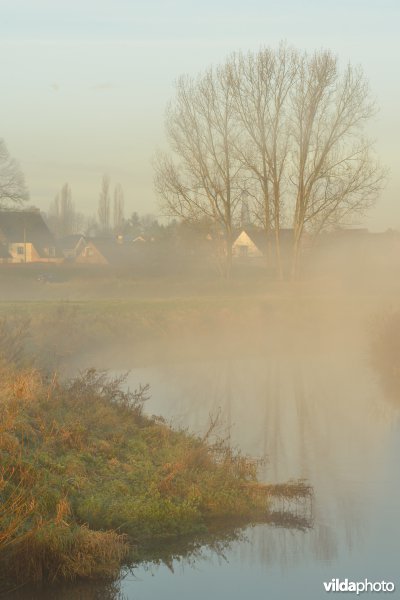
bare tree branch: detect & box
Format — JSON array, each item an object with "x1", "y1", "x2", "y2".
[{"x1": 0, "y1": 139, "x2": 29, "y2": 207}]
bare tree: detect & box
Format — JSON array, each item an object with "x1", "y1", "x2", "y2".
[
  {"x1": 113, "y1": 183, "x2": 124, "y2": 233},
  {"x1": 47, "y1": 183, "x2": 83, "y2": 238},
  {"x1": 289, "y1": 50, "x2": 385, "y2": 276},
  {"x1": 84, "y1": 214, "x2": 100, "y2": 237},
  {"x1": 98, "y1": 174, "x2": 111, "y2": 234},
  {"x1": 229, "y1": 45, "x2": 298, "y2": 279},
  {"x1": 0, "y1": 139, "x2": 29, "y2": 207},
  {"x1": 230, "y1": 46, "x2": 385, "y2": 278},
  {"x1": 52, "y1": 183, "x2": 72, "y2": 237},
  {"x1": 155, "y1": 45, "x2": 385, "y2": 279},
  {"x1": 154, "y1": 65, "x2": 244, "y2": 277}
]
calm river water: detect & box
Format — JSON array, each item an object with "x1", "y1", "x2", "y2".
[{"x1": 118, "y1": 350, "x2": 400, "y2": 600}]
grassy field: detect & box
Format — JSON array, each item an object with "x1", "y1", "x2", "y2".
[{"x1": 0, "y1": 264, "x2": 395, "y2": 380}]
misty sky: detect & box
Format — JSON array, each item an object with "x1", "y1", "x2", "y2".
[{"x1": 1, "y1": 0, "x2": 399, "y2": 230}]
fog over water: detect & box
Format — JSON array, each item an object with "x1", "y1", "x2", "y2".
[
  {"x1": 117, "y1": 341, "x2": 398, "y2": 598},
  {"x1": 3, "y1": 249, "x2": 400, "y2": 599},
  {"x1": 98, "y1": 285, "x2": 399, "y2": 599}
]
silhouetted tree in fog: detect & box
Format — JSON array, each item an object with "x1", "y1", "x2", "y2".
[
  {"x1": 154, "y1": 66, "x2": 244, "y2": 278},
  {"x1": 287, "y1": 50, "x2": 385, "y2": 276},
  {"x1": 229, "y1": 44, "x2": 297, "y2": 279},
  {"x1": 48, "y1": 183, "x2": 84, "y2": 237},
  {"x1": 123, "y1": 211, "x2": 142, "y2": 237},
  {"x1": 155, "y1": 44, "x2": 386, "y2": 278},
  {"x1": 0, "y1": 139, "x2": 29, "y2": 207},
  {"x1": 98, "y1": 174, "x2": 111, "y2": 233},
  {"x1": 113, "y1": 183, "x2": 124, "y2": 233}
]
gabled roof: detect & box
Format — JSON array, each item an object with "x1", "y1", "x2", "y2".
[
  {"x1": 58, "y1": 234, "x2": 86, "y2": 251},
  {"x1": 234, "y1": 228, "x2": 294, "y2": 253},
  {"x1": 85, "y1": 237, "x2": 143, "y2": 266},
  {"x1": 0, "y1": 210, "x2": 63, "y2": 258},
  {"x1": 240, "y1": 229, "x2": 268, "y2": 253}
]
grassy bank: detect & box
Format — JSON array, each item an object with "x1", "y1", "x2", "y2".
[
  {"x1": 0, "y1": 297, "x2": 290, "y2": 373},
  {"x1": 0, "y1": 366, "x2": 273, "y2": 587},
  {"x1": 0, "y1": 284, "x2": 368, "y2": 375}
]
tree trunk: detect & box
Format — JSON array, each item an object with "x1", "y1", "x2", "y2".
[
  {"x1": 225, "y1": 230, "x2": 233, "y2": 280},
  {"x1": 274, "y1": 227, "x2": 284, "y2": 280},
  {"x1": 291, "y1": 228, "x2": 302, "y2": 280}
]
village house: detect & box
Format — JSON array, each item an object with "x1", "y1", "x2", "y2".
[
  {"x1": 232, "y1": 230, "x2": 266, "y2": 258},
  {"x1": 0, "y1": 210, "x2": 63, "y2": 264},
  {"x1": 75, "y1": 237, "x2": 144, "y2": 267},
  {"x1": 58, "y1": 234, "x2": 86, "y2": 260},
  {"x1": 232, "y1": 228, "x2": 294, "y2": 261}
]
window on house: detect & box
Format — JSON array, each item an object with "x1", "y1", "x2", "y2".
[
  {"x1": 85, "y1": 247, "x2": 94, "y2": 257},
  {"x1": 239, "y1": 245, "x2": 248, "y2": 257},
  {"x1": 17, "y1": 246, "x2": 24, "y2": 255}
]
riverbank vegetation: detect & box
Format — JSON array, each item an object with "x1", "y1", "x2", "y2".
[
  {"x1": 0, "y1": 289, "x2": 320, "y2": 591},
  {"x1": 0, "y1": 278, "x2": 371, "y2": 376},
  {"x1": 370, "y1": 309, "x2": 400, "y2": 402},
  {"x1": 0, "y1": 364, "x2": 280, "y2": 588}
]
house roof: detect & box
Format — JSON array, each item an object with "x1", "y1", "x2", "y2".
[
  {"x1": 58, "y1": 234, "x2": 86, "y2": 251},
  {"x1": 85, "y1": 237, "x2": 144, "y2": 266},
  {"x1": 0, "y1": 243, "x2": 11, "y2": 259},
  {"x1": 0, "y1": 210, "x2": 63, "y2": 258},
  {"x1": 234, "y1": 228, "x2": 294, "y2": 253}
]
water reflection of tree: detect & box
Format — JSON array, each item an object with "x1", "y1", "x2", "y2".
[
  {"x1": 138, "y1": 350, "x2": 388, "y2": 568},
  {"x1": 260, "y1": 354, "x2": 381, "y2": 566}
]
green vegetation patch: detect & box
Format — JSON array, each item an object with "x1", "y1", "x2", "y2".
[{"x1": 0, "y1": 367, "x2": 267, "y2": 585}]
